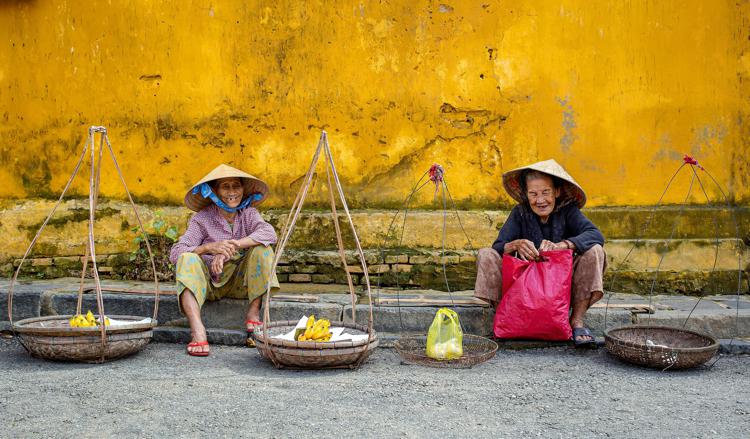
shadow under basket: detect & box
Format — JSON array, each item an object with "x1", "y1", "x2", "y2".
[
  {"x1": 395, "y1": 334, "x2": 498, "y2": 368},
  {"x1": 251, "y1": 320, "x2": 379, "y2": 369},
  {"x1": 604, "y1": 325, "x2": 719, "y2": 370},
  {"x1": 13, "y1": 315, "x2": 157, "y2": 363}
]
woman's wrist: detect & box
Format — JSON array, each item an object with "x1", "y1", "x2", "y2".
[{"x1": 236, "y1": 237, "x2": 259, "y2": 249}]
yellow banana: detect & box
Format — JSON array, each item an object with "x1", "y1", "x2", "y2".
[
  {"x1": 303, "y1": 326, "x2": 314, "y2": 339},
  {"x1": 306, "y1": 315, "x2": 315, "y2": 330},
  {"x1": 313, "y1": 325, "x2": 329, "y2": 339},
  {"x1": 311, "y1": 321, "x2": 326, "y2": 339}
]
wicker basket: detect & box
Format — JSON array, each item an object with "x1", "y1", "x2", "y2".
[
  {"x1": 394, "y1": 334, "x2": 498, "y2": 368},
  {"x1": 13, "y1": 315, "x2": 156, "y2": 363},
  {"x1": 252, "y1": 320, "x2": 378, "y2": 369},
  {"x1": 605, "y1": 325, "x2": 719, "y2": 370}
]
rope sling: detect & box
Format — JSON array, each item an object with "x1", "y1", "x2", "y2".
[
  {"x1": 6, "y1": 126, "x2": 160, "y2": 363},
  {"x1": 375, "y1": 163, "x2": 477, "y2": 334},
  {"x1": 259, "y1": 131, "x2": 375, "y2": 369},
  {"x1": 604, "y1": 154, "x2": 745, "y2": 370}
]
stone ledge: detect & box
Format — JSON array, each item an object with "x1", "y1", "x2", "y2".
[
  {"x1": 42, "y1": 291, "x2": 182, "y2": 325},
  {"x1": 632, "y1": 309, "x2": 750, "y2": 339},
  {"x1": 343, "y1": 304, "x2": 495, "y2": 335},
  {"x1": 152, "y1": 327, "x2": 248, "y2": 346},
  {"x1": 1, "y1": 280, "x2": 749, "y2": 350},
  {"x1": 0, "y1": 290, "x2": 41, "y2": 321}
]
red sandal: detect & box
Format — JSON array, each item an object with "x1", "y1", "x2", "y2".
[
  {"x1": 187, "y1": 340, "x2": 210, "y2": 357},
  {"x1": 246, "y1": 319, "x2": 262, "y2": 334}
]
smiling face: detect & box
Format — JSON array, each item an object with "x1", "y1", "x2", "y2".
[
  {"x1": 525, "y1": 174, "x2": 560, "y2": 221},
  {"x1": 213, "y1": 177, "x2": 244, "y2": 208}
]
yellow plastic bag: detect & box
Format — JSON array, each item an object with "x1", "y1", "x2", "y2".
[{"x1": 426, "y1": 308, "x2": 463, "y2": 360}]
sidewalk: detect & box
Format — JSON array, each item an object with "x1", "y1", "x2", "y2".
[{"x1": 2, "y1": 278, "x2": 749, "y2": 353}]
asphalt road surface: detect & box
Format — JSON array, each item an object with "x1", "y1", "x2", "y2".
[{"x1": 1, "y1": 337, "x2": 748, "y2": 438}]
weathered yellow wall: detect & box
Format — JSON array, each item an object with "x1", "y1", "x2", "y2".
[{"x1": 1, "y1": 0, "x2": 748, "y2": 208}]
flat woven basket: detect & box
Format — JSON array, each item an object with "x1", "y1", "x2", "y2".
[
  {"x1": 394, "y1": 334, "x2": 498, "y2": 369},
  {"x1": 13, "y1": 315, "x2": 156, "y2": 363},
  {"x1": 605, "y1": 325, "x2": 719, "y2": 370},
  {"x1": 252, "y1": 320, "x2": 379, "y2": 369}
]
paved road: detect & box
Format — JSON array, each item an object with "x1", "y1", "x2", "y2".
[{"x1": 0, "y1": 337, "x2": 748, "y2": 438}]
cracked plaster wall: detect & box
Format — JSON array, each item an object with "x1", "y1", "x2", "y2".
[{"x1": 0, "y1": 0, "x2": 748, "y2": 211}]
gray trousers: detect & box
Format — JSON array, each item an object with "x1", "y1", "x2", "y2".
[{"x1": 473, "y1": 244, "x2": 607, "y2": 307}]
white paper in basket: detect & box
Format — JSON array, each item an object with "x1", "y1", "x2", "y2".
[{"x1": 272, "y1": 316, "x2": 370, "y2": 343}]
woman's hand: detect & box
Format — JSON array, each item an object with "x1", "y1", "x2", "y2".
[
  {"x1": 539, "y1": 240, "x2": 570, "y2": 252},
  {"x1": 211, "y1": 254, "x2": 227, "y2": 278},
  {"x1": 505, "y1": 239, "x2": 539, "y2": 261},
  {"x1": 199, "y1": 240, "x2": 238, "y2": 259}
]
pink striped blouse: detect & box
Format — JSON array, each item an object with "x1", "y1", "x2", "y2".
[{"x1": 169, "y1": 204, "x2": 277, "y2": 270}]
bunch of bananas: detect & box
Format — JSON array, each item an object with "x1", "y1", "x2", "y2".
[
  {"x1": 297, "y1": 315, "x2": 332, "y2": 342},
  {"x1": 69, "y1": 310, "x2": 110, "y2": 328}
]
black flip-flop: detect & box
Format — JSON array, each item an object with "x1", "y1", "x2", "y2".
[{"x1": 572, "y1": 327, "x2": 596, "y2": 348}]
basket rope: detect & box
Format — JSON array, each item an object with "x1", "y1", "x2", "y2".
[
  {"x1": 375, "y1": 164, "x2": 478, "y2": 335},
  {"x1": 6, "y1": 126, "x2": 160, "y2": 362},
  {"x1": 603, "y1": 154, "x2": 745, "y2": 369},
  {"x1": 261, "y1": 131, "x2": 375, "y2": 368}
]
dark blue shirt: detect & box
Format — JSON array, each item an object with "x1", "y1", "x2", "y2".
[{"x1": 491, "y1": 203, "x2": 604, "y2": 255}]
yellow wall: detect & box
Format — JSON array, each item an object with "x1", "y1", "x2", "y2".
[{"x1": 1, "y1": 0, "x2": 748, "y2": 208}]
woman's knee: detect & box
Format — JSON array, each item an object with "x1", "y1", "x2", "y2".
[
  {"x1": 477, "y1": 247, "x2": 501, "y2": 264},
  {"x1": 177, "y1": 252, "x2": 202, "y2": 265},
  {"x1": 579, "y1": 244, "x2": 605, "y2": 263},
  {"x1": 247, "y1": 245, "x2": 274, "y2": 259}
]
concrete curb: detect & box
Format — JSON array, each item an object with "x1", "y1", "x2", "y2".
[{"x1": 2, "y1": 280, "x2": 749, "y2": 355}]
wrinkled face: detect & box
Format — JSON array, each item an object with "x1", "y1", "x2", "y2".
[
  {"x1": 526, "y1": 175, "x2": 560, "y2": 221},
  {"x1": 214, "y1": 177, "x2": 244, "y2": 208}
]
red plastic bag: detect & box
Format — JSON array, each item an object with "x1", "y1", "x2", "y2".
[{"x1": 493, "y1": 249, "x2": 573, "y2": 341}]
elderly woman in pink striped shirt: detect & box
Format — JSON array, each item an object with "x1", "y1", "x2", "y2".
[{"x1": 169, "y1": 164, "x2": 279, "y2": 356}]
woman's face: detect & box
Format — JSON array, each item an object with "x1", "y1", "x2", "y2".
[
  {"x1": 214, "y1": 177, "x2": 244, "y2": 208},
  {"x1": 526, "y1": 175, "x2": 560, "y2": 221}
]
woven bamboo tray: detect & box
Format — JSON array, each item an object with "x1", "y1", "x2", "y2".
[
  {"x1": 252, "y1": 320, "x2": 379, "y2": 369},
  {"x1": 13, "y1": 315, "x2": 156, "y2": 363},
  {"x1": 605, "y1": 325, "x2": 719, "y2": 370},
  {"x1": 395, "y1": 334, "x2": 498, "y2": 369}
]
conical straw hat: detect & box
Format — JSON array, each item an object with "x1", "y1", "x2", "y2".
[
  {"x1": 184, "y1": 164, "x2": 270, "y2": 212},
  {"x1": 502, "y1": 159, "x2": 587, "y2": 208}
]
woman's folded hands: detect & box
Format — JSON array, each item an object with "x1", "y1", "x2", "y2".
[{"x1": 507, "y1": 239, "x2": 568, "y2": 260}]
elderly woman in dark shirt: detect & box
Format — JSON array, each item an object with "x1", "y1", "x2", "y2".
[{"x1": 474, "y1": 159, "x2": 606, "y2": 346}]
